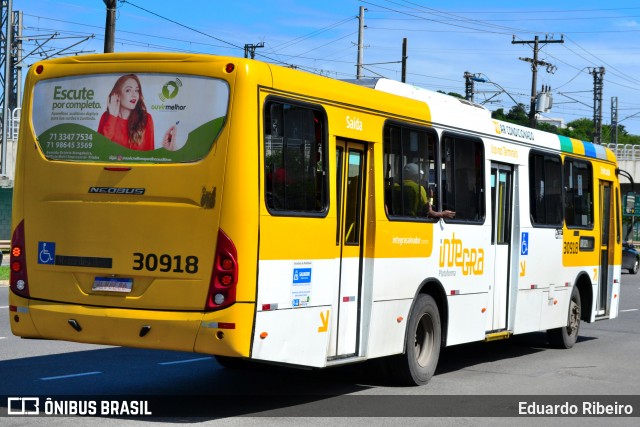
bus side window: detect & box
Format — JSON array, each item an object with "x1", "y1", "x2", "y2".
[
  {"x1": 564, "y1": 158, "x2": 593, "y2": 228},
  {"x1": 441, "y1": 134, "x2": 484, "y2": 222},
  {"x1": 264, "y1": 100, "x2": 327, "y2": 215},
  {"x1": 529, "y1": 151, "x2": 562, "y2": 227},
  {"x1": 383, "y1": 122, "x2": 436, "y2": 220}
]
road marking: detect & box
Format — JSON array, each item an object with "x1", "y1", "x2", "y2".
[
  {"x1": 40, "y1": 371, "x2": 102, "y2": 381},
  {"x1": 620, "y1": 309, "x2": 639, "y2": 312},
  {"x1": 158, "y1": 357, "x2": 212, "y2": 366},
  {"x1": 0, "y1": 306, "x2": 8, "y2": 309},
  {"x1": 0, "y1": 337, "x2": 7, "y2": 340}
]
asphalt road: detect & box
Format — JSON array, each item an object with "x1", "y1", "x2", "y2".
[{"x1": 1, "y1": 272, "x2": 639, "y2": 426}]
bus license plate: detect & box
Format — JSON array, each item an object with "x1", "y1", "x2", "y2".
[{"x1": 92, "y1": 277, "x2": 133, "y2": 293}]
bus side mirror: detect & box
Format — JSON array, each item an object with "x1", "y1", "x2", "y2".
[{"x1": 626, "y1": 192, "x2": 636, "y2": 214}]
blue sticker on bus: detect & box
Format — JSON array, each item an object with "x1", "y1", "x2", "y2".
[
  {"x1": 293, "y1": 268, "x2": 312, "y2": 284},
  {"x1": 521, "y1": 232, "x2": 529, "y2": 255},
  {"x1": 38, "y1": 241, "x2": 56, "y2": 264}
]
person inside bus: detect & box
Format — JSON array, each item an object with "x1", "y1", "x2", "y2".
[
  {"x1": 402, "y1": 163, "x2": 455, "y2": 219},
  {"x1": 98, "y1": 74, "x2": 177, "y2": 151}
]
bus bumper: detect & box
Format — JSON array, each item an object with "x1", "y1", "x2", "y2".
[{"x1": 9, "y1": 291, "x2": 254, "y2": 357}]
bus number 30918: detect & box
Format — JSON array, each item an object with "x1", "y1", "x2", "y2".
[{"x1": 132, "y1": 252, "x2": 199, "y2": 274}]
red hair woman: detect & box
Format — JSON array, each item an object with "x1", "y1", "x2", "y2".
[{"x1": 98, "y1": 74, "x2": 156, "y2": 150}]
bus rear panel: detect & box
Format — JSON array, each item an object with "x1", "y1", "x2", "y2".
[{"x1": 10, "y1": 54, "x2": 258, "y2": 357}]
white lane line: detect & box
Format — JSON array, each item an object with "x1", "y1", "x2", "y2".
[
  {"x1": 620, "y1": 308, "x2": 639, "y2": 312},
  {"x1": 0, "y1": 337, "x2": 7, "y2": 340},
  {"x1": 0, "y1": 306, "x2": 8, "y2": 309},
  {"x1": 40, "y1": 371, "x2": 102, "y2": 381},
  {"x1": 158, "y1": 357, "x2": 212, "y2": 366}
]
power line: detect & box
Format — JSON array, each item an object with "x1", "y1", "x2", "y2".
[
  {"x1": 393, "y1": 6, "x2": 640, "y2": 15},
  {"x1": 386, "y1": 0, "x2": 535, "y2": 33},
  {"x1": 565, "y1": 35, "x2": 640, "y2": 86},
  {"x1": 118, "y1": 0, "x2": 242, "y2": 51},
  {"x1": 359, "y1": 0, "x2": 519, "y2": 35},
  {"x1": 270, "y1": 16, "x2": 355, "y2": 52}
]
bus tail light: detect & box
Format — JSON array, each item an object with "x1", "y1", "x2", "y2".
[
  {"x1": 205, "y1": 229, "x2": 238, "y2": 311},
  {"x1": 10, "y1": 221, "x2": 30, "y2": 298}
]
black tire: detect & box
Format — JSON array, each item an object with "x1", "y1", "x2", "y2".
[
  {"x1": 630, "y1": 257, "x2": 639, "y2": 275},
  {"x1": 387, "y1": 294, "x2": 441, "y2": 386},
  {"x1": 547, "y1": 286, "x2": 581, "y2": 349}
]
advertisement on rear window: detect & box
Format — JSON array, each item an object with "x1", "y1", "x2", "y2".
[{"x1": 32, "y1": 74, "x2": 229, "y2": 163}]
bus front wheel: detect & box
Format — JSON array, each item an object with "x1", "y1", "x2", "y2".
[
  {"x1": 547, "y1": 286, "x2": 581, "y2": 349},
  {"x1": 389, "y1": 294, "x2": 441, "y2": 386}
]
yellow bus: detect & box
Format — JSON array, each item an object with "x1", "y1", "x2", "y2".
[{"x1": 9, "y1": 53, "x2": 622, "y2": 385}]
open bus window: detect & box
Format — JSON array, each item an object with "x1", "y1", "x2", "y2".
[
  {"x1": 441, "y1": 134, "x2": 485, "y2": 222},
  {"x1": 264, "y1": 100, "x2": 327, "y2": 214},
  {"x1": 564, "y1": 157, "x2": 593, "y2": 229},
  {"x1": 529, "y1": 151, "x2": 563, "y2": 226},
  {"x1": 382, "y1": 122, "x2": 437, "y2": 220}
]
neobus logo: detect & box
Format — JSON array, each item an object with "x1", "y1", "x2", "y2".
[
  {"x1": 439, "y1": 233, "x2": 485, "y2": 276},
  {"x1": 89, "y1": 187, "x2": 145, "y2": 195}
]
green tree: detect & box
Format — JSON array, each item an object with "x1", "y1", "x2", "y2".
[
  {"x1": 437, "y1": 90, "x2": 464, "y2": 99},
  {"x1": 562, "y1": 118, "x2": 593, "y2": 141},
  {"x1": 490, "y1": 104, "x2": 529, "y2": 127}
]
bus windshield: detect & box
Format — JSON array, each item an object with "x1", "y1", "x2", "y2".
[{"x1": 32, "y1": 73, "x2": 229, "y2": 163}]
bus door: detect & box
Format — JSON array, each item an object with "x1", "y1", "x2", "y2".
[
  {"x1": 331, "y1": 139, "x2": 367, "y2": 357},
  {"x1": 597, "y1": 180, "x2": 614, "y2": 316},
  {"x1": 490, "y1": 163, "x2": 514, "y2": 331}
]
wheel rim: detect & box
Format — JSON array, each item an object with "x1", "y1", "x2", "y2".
[{"x1": 414, "y1": 313, "x2": 435, "y2": 367}]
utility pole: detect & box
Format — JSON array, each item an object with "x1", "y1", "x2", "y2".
[
  {"x1": 356, "y1": 6, "x2": 365, "y2": 79},
  {"x1": 611, "y1": 96, "x2": 618, "y2": 145},
  {"x1": 590, "y1": 67, "x2": 605, "y2": 144},
  {"x1": 103, "y1": 0, "x2": 116, "y2": 53},
  {"x1": 512, "y1": 35, "x2": 563, "y2": 128},
  {"x1": 244, "y1": 42, "x2": 264, "y2": 59},
  {"x1": 401, "y1": 37, "x2": 407, "y2": 83}
]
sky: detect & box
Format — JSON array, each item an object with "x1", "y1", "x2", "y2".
[{"x1": 12, "y1": 0, "x2": 640, "y2": 137}]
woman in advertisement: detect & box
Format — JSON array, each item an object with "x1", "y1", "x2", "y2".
[{"x1": 97, "y1": 74, "x2": 177, "y2": 151}]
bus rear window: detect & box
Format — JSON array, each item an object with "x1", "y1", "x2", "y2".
[{"x1": 32, "y1": 73, "x2": 229, "y2": 163}]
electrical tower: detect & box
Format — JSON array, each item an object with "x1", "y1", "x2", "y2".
[
  {"x1": 512, "y1": 35, "x2": 563, "y2": 128},
  {"x1": 1, "y1": 0, "x2": 19, "y2": 176},
  {"x1": 590, "y1": 67, "x2": 605, "y2": 144},
  {"x1": 464, "y1": 71, "x2": 475, "y2": 102},
  {"x1": 464, "y1": 72, "x2": 484, "y2": 103},
  {"x1": 244, "y1": 42, "x2": 264, "y2": 59},
  {"x1": 1, "y1": 1, "x2": 94, "y2": 176}
]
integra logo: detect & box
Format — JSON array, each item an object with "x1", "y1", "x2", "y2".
[{"x1": 89, "y1": 187, "x2": 145, "y2": 195}]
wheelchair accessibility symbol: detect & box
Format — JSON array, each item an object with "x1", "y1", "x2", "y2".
[
  {"x1": 38, "y1": 241, "x2": 56, "y2": 265},
  {"x1": 520, "y1": 232, "x2": 529, "y2": 256}
]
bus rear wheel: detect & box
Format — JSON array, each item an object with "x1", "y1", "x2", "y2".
[
  {"x1": 547, "y1": 286, "x2": 581, "y2": 349},
  {"x1": 388, "y1": 294, "x2": 441, "y2": 386}
]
